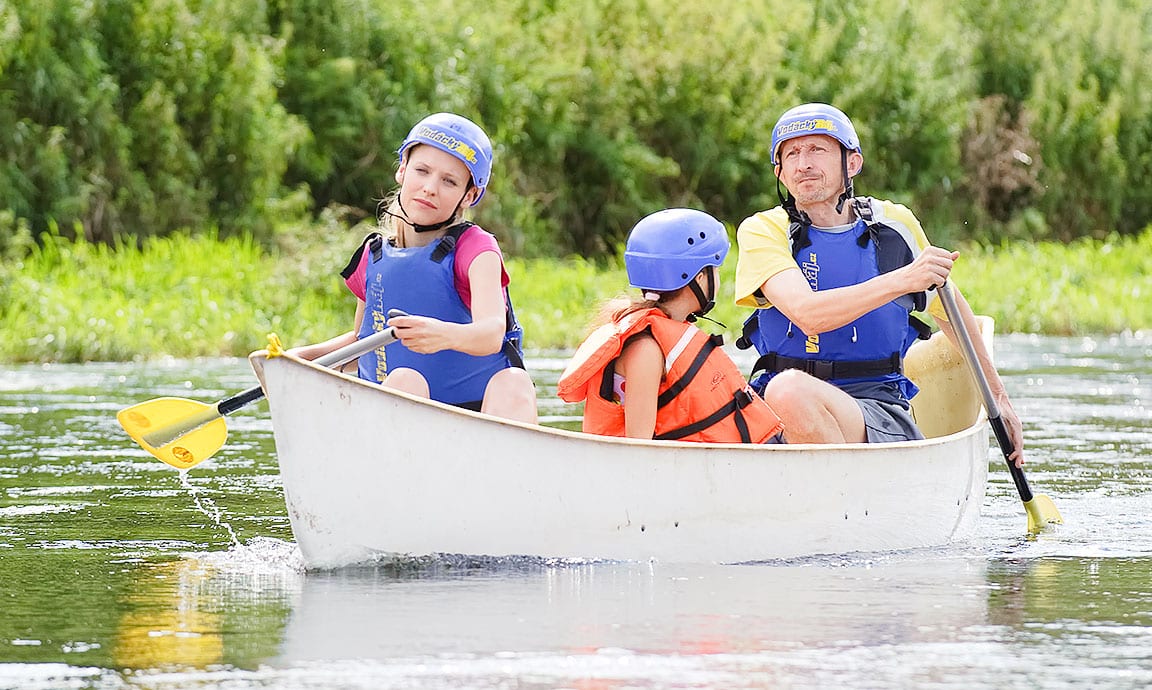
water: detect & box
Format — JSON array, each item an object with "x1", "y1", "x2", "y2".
[{"x1": 1, "y1": 335, "x2": 1151, "y2": 689}]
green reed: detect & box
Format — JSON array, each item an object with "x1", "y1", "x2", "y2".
[{"x1": 1, "y1": 229, "x2": 1148, "y2": 362}]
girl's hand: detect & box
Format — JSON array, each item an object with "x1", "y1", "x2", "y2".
[{"x1": 388, "y1": 313, "x2": 456, "y2": 354}]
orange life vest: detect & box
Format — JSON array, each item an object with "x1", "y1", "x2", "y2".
[{"x1": 557, "y1": 308, "x2": 784, "y2": 443}]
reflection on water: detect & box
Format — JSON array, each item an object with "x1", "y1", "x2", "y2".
[
  {"x1": 113, "y1": 560, "x2": 225, "y2": 670},
  {"x1": 278, "y1": 555, "x2": 991, "y2": 661},
  {"x1": 1, "y1": 334, "x2": 1151, "y2": 689}
]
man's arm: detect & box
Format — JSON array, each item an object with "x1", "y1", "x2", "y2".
[{"x1": 759, "y1": 246, "x2": 959, "y2": 336}]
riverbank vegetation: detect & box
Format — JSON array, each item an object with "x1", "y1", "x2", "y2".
[
  {"x1": 3, "y1": 0, "x2": 1151, "y2": 361},
  {"x1": 2, "y1": 0, "x2": 1151, "y2": 259},
  {"x1": 1, "y1": 228, "x2": 1147, "y2": 362}
]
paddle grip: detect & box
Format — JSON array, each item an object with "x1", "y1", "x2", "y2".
[{"x1": 314, "y1": 326, "x2": 398, "y2": 370}]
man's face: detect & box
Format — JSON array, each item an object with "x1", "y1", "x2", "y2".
[{"x1": 775, "y1": 134, "x2": 858, "y2": 207}]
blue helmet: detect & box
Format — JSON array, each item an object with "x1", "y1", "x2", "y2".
[
  {"x1": 625, "y1": 209, "x2": 730, "y2": 292},
  {"x1": 397, "y1": 112, "x2": 493, "y2": 205},
  {"x1": 770, "y1": 103, "x2": 861, "y2": 165}
]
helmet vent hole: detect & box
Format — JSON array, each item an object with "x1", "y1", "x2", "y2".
[
  {"x1": 681, "y1": 272, "x2": 689, "y2": 280},
  {"x1": 699, "y1": 232, "x2": 706, "y2": 239},
  {"x1": 687, "y1": 237, "x2": 695, "y2": 245}
]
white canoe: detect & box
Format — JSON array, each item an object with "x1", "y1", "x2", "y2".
[{"x1": 253, "y1": 321, "x2": 992, "y2": 569}]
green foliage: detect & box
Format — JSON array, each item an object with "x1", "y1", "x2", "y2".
[
  {"x1": 953, "y1": 229, "x2": 1152, "y2": 336},
  {"x1": 1024, "y1": 0, "x2": 1152, "y2": 240},
  {"x1": 1, "y1": 0, "x2": 1152, "y2": 257},
  {"x1": 0, "y1": 229, "x2": 350, "y2": 362},
  {"x1": 5, "y1": 226, "x2": 1146, "y2": 362},
  {"x1": 0, "y1": 0, "x2": 304, "y2": 243}
]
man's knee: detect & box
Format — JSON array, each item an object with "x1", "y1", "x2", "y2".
[{"x1": 761, "y1": 369, "x2": 820, "y2": 410}]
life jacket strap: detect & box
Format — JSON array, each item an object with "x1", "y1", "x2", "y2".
[
  {"x1": 654, "y1": 388, "x2": 755, "y2": 443},
  {"x1": 430, "y1": 222, "x2": 476, "y2": 263},
  {"x1": 656, "y1": 334, "x2": 722, "y2": 408},
  {"x1": 752, "y1": 351, "x2": 902, "y2": 382}
]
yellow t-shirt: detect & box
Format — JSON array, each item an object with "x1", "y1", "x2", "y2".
[{"x1": 733, "y1": 198, "x2": 949, "y2": 323}]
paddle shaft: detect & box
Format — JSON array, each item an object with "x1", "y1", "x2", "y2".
[
  {"x1": 219, "y1": 326, "x2": 399, "y2": 415},
  {"x1": 936, "y1": 283, "x2": 1035, "y2": 503},
  {"x1": 142, "y1": 327, "x2": 396, "y2": 447}
]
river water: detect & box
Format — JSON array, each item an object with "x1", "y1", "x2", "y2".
[{"x1": 1, "y1": 334, "x2": 1150, "y2": 689}]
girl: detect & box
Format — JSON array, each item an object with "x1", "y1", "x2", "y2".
[
  {"x1": 557, "y1": 209, "x2": 783, "y2": 442},
  {"x1": 291, "y1": 112, "x2": 537, "y2": 423}
]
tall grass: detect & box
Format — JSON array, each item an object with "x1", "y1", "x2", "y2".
[
  {"x1": 0, "y1": 230, "x2": 348, "y2": 362},
  {"x1": 952, "y1": 233, "x2": 1152, "y2": 336},
  {"x1": 1, "y1": 229, "x2": 1148, "y2": 362}
]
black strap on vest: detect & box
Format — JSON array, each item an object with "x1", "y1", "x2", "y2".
[
  {"x1": 502, "y1": 330, "x2": 526, "y2": 370},
  {"x1": 751, "y1": 351, "x2": 902, "y2": 382},
  {"x1": 431, "y1": 222, "x2": 476, "y2": 263},
  {"x1": 339, "y1": 225, "x2": 527, "y2": 371},
  {"x1": 656, "y1": 334, "x2": 723, "y2": 408},
  {"x1": 654, "y1": 388, "x2": 755, "y2": 443},
  {"x1": 596, "y1": 331, "x2": 755, "y2": 443}
]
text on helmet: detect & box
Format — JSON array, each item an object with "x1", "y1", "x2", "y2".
[
  {"x1": 775, "y1": 117, "x2": 839, "y2": 139},
  {"x1": 416, "y1": 126, "x2": 479, "y2": 165}
]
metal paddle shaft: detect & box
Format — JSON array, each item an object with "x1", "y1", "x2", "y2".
[
  {"x1": 936, "y1": 284, "x2": 1028, "y2": 492},
  {"x1": 936, "y1": 282, "x2": 1062, "y2": 531},
  {"x1": 218, "y1": 326, "x2": 399, "y2": 416},
  {"x1": 141, "y1": 327, "x2": 397, "y2": 448}
]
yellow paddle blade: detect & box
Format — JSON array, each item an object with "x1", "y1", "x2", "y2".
[
  {"x1": 1024, "y1": 493, "x2": 1064, "y2": 533},
  {"x1": 117, "y1": 397, "x2": 229, "y2": 470}
]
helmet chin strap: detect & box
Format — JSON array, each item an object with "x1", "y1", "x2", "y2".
[
  {"x1": 685, "y1": 268, "x2": 717, "y2": 323},
  {"x1": 383, "y1": 179, "x2": 474, "y2": 233},
  {"x1": 834, "y1": 147, "x2": 855, "y2": 214}
]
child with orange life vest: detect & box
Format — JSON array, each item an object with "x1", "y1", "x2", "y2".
[{"x1": 557, "y1": 209, "x2": 784, "y2": 443}]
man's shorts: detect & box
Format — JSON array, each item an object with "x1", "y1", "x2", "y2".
[{"x1": 857, "y1": 398, "x2": 925, "y2": 443}]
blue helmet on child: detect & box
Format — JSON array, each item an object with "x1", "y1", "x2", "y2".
[
  {"x1": 770, "y1": 103, "x2": 861, "y2": 165},
  {"x1": 397, "y1": 112, "x2": 493, "y2": 205},
  {"x1": 625, "y1": 208, "x2": 729, "y2": 292}
]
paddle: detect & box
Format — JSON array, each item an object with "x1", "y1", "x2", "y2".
[
  {"x1": 118, "y1": 327, "x2": 397, "y2": 470},
  {"x1": 936, "y1": 282, "x2": 1063, "y2": 533}
]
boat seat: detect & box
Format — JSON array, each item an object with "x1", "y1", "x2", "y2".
[{"x1": 905, "y1": 316, "x2": 993, "y2": 438}]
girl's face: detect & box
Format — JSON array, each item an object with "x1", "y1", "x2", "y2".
[{"x1": 395, "y1": 145, "x2": 479, "y2": 225}]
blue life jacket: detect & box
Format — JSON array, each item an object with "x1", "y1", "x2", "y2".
[
  {"x1": 737, "y1": 199, "x2": 931, "y2": 402},
  {"x1": 349, "y1": 223, "x2": 525, "y2": 406}
]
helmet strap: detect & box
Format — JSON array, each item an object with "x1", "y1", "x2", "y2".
[
  {"x1": 779, "y1": 189, "x2": 813, "y2": 229},
  {"x1": 835, "y1": 147, "x2": 854, "y2": 214},
  {"x1": 388, "y1": 183, "x2": 472, "y2": 233},
  {"x1": 686, "y1": 267, "x2": 717, "y2": 322}
]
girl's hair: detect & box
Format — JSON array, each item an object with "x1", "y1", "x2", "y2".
[
  {"x1": 376, "y1": 192, "x2": 402, "y2": 239},
  {"x1": 588, "y1": 293, "x2": 666, "y2": 331}
]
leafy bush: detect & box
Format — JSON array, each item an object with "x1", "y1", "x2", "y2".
[{"x1": 1, "y1": 0, "x2": 1151, "y2": 257}]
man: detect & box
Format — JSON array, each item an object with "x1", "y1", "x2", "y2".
[{"x1": 733, "y1": 102, "x2": 1024, "y2": 464}]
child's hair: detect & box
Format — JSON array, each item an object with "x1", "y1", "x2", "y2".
[
  {"x1": 376, "y1": 193, "x2": 402, "y2": 238},
  {"x1": 588, "y1": 294, "x2": 665, "y2": 331}
]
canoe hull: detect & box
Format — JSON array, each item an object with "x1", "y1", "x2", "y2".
[{"x1": 258, "y1": 329, "x2": 990, "y2": 568}]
